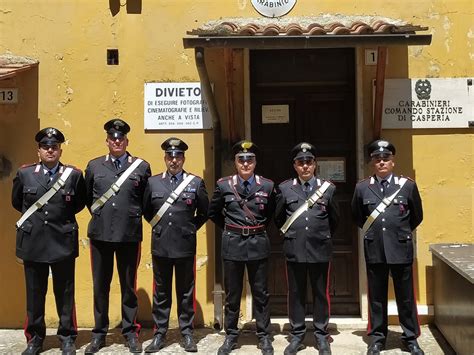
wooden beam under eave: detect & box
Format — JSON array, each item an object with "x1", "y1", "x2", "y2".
[
  {"x1": 373, "y1": 46, "x2": 387, "y2": 140},
  {"x1": 224, "y1": 48, "x2": 238, "y2": 143}
]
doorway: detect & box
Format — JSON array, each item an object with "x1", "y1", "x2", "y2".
[{"x1": 250, "y1": 48, "x2": 359, "y2": 315}]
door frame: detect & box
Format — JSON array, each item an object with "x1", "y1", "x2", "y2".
[{"x1": 243, "y1": 47, "x2": 369, "y2": 321}]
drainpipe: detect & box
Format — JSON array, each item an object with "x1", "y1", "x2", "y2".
[
  {"x1": 373, "y1": 46, "x2": 387, "y2": 140},
  {"x1": 194, "y1": 47, "x2": 224, "y2": 330}
]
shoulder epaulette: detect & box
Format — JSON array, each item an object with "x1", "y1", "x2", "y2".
[
  {"x1": 90, "y1": 155, "x2": 106, "y2": 163},
  {"x1": 70, "y1": 165, "x2": 82, "y2": 173},
  {"x1": 357, "y1": 176, "x2": 371, "y2": 183},
  {"x1": 217, "y1": 175, "x2": 232, "y2": 183},
  {"x1": 258, "y1": 175, "x2": 274, "y2": 183},
  {"x1": 400, "y1": 175, "x2": 415, "y2": 182},
  {"x1": 20, "y1": 163, "x2": 37, "y2": 169},
  {"x1": 279, "y1": 178, "x2": 293, "y2": 186}
]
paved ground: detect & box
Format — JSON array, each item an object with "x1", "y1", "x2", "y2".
[{"x1": 0, "y1": 322, "x2": 454, "y2": 354}]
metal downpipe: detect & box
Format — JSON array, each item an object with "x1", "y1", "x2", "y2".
[{"x1": 194, "y1": 47, "x2": 224, "y2": 330}]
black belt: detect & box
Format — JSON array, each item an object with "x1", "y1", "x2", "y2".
[{"x1": 225, "y1": 224, "x2": 265, "y2": 236}]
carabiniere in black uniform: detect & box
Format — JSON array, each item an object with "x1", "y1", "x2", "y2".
[
  {"x1": 351, "y1": 140, "x2": 424, "y2": 355},
  {"x1": 275, "y1": 142, "x2": 339, "y2": 355},
  {"x1": 208, "y1": 140, "x2": 276, "y2": 355},
  {"x1": 84, "y1": 119, "x2": 151, "y2": 354},
  {"x1": 12, "y1": 127, "x2": 86, "y2": 355},
  {"x1": 142, "y1": 137, "x2": 209, "y2": 353}
]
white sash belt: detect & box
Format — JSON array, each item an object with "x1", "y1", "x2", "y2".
[
  {"x1": 361, "y1": 177, "x2": 407, "y2": 236},
  {"x1": 280, "y1": 181, "x2": 331, "y2": 234},
  {"x1": 149, "y1": 174, "x2": 196, "y2": 228},
  {"x1": 16, "y1": 167, "x2": 74, "y2": 228},
  {"x1": 90, "y1": 158, "x2": 143, "y2": 212}
]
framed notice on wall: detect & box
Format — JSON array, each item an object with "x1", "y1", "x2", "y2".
[
  {"x1": 262, "y1": 104, "x2": 289, "y2": 124},
  {"x1": 316, "y1": 157, "x2": 346, "y2": 182},
  {"x1": 144, "y1": 82, "x2": 212, "y2": 130}
]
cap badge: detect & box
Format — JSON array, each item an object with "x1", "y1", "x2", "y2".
[
  {"x1": 169, "y1": 139, "x2": 181, "y2": 147},
  {"x1": 377, "y1": 140, "x2": 389, "y2": 148},
  {"x1": 113, "y1": 120, "x2": 123, "y2": 130},
  {"x1": 241, "y1": 141, "x2": 253, "y2": 152}
]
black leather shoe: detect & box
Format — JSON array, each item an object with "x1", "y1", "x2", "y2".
[
  {"x1": 125, "y1": 335, "x2": 142, "y2": 353},
  {"x1": 217, "y1": 337, "x2": 237, "y2": 355},
  {"x1": 61, "y1": 339, "x2": 76, "y2": 355},
  {"x1": 258, "y1": 337, "x2": 274, "y2": 355},
  {"x1": 21, "y1": 341, "x2": 42, "y2": 355},
  {"x1": 316, "y1": 338, "x2": 331, "y2": 355},
  {"x1": 84, "y1": 338, "x2": 106, "y2": 354},
  {"x1": 182, "y1": 334, "x2": 197, "y2": 352},
  {"x1": 367, "y1": 342, "x2": 385, "y2": 355},
  {"x1": 144, "y1": 334, "x2": 166, "y2": 353},
  {"x1": 284, "y1": 340, "x2": 305, "y2": 355},
  {"x1": 403, "y1": 342, "x2": 425, "y2": 355}
]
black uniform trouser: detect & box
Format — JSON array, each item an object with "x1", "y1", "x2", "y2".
[
  {"x1": 367, "y1": 263, "x2": 420, "y2": 345},
  {"x1": 286, "y1": 261, "x2": 330, "y2": 342},
  {"x1": 89, "y1": 240, "x2": 141, "y2": 339},
  {"x1": 223, "y1": 258, "x2": 271, "y2": 341},
  {"x1": 152, "y1": 256, "x2": 195, "y2": 336},
  {"x1": 23, "y1": 258, "x2": 76, "y2": 344}
]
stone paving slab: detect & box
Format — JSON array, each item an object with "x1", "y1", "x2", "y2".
[{"x1": 0, "y1": 325, "x2": 454, "y2": 354}]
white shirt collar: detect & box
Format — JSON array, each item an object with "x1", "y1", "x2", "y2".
[{"x1": 376, "y1": 174, "x2": 393, "y2": 183}]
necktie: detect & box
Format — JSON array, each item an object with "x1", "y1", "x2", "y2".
[
  {"x1": 303, "y1": 182, "x2": 311, "y2": 197},
  {"x1": 243, "y1": 180, "x2": 250, "y2": 195},
  {"x1": 381, "y1": 179, "x2": 388, "y2": 197},
  {"x1": 46, "y1": 171, "x2": 53, "y2": 186},
  {"x1": 170, "y1": 175, "x2": 178, "y2": 190},
  {"x1": 114, "y1": 159, "x2": 121, "y2": 170}
]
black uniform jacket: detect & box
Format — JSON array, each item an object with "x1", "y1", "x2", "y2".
[
  {"x1": 85, "y1": 153, "x2": 151, "y2": 242},
  {"x1": 208, "y1": 174, "x2": 276, "y2": 261},
  {"x1": 275, "y1": 177, "x2": 339, "y2": 263},
  {"x1": 12, "y1": 162, "x2": 86, "y2": 263},
  {"x1": 351, "y1": 175, "x2": 423, "y2": 264},
  {"x1": 143, "y1": 171, "x2": 209, "y2": 258}
]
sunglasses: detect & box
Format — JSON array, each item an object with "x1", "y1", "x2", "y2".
[
  {"x1": 371, "y1": 154, "x2": 393, "y2": 162},
  {"x1": 237, "y1": 157, "x2": 255, "y2": 164},
  {"x1": 39, "y1": 144, "x2": 60, "y2": 151}
]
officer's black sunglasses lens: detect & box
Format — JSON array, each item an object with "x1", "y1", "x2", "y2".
[{"x1": 238, "y1": 157, "x2": 255, "y2": 164}]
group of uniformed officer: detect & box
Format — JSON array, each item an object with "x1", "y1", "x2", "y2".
[{"x1": 12, "y1": 118, "x2": 424, "y2": 355}]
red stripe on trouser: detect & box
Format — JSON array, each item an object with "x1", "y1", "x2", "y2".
[
  {"x1": 133, "y1": 243, "x2": 142, "y2": 335},
  {"x1": 193, "y1": 256, "x2": 196, "y2": 327},
  {"x1": 326, "y1": 262, "x2": 331, "y2": 321},
  {"x1": 23, "y1": 316, "x2": 31, "y2": 342},
  {"x1": 411, "y1": 265, "x2": 421, "y2": 337},
  {"x1": 72, "y1": 302, "x2": 78, "y2": 332},
  {"x1": 366, "y1": 269, "x2": 372, "y2": 334},
  {"x1": 152, "y1": 260, "x2": 157, "y2": 334}
]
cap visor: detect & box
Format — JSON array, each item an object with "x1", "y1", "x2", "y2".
[
  {"x1": 166, "y1": 150, "x2": 184, "y2": 157},
  {"x1": 294, "y1": 153, "x2": 315, "y2": 161},
  {"x1": 40, "y1": 138, "x2": 59, "y2": 145}
]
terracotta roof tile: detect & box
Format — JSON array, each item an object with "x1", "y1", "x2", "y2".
[
  {"x1": 0, "y1": 54, "x2": 38, "y2": 80},
  {"x1": 187, "y1": 15, "x2": 428, "y2": 37}
]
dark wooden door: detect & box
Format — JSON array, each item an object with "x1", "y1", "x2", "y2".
[{"x1": 250, "y1": 48, "x2": 359, "y2": 315}]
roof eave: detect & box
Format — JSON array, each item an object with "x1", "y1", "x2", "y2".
[
  {"x1": 183, "y1": 34, "x2": 432, "y2": 49},
  {"x1": 0, "y1": 63, "x2": 38, "y2": 81}
]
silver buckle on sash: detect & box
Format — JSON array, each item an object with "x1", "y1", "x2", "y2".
[{"x1": 242, "y1": 227, "x2": 250, "y2": 236}]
